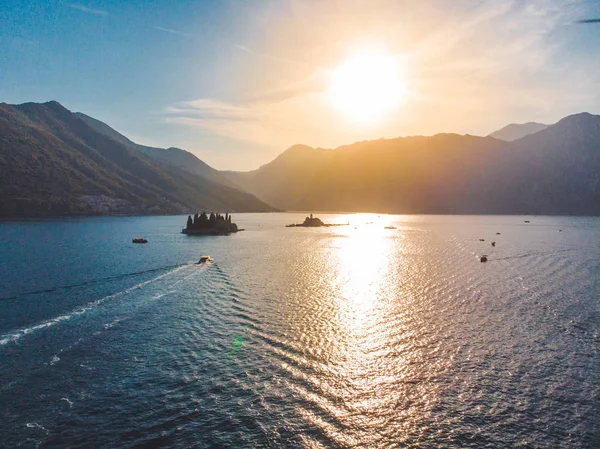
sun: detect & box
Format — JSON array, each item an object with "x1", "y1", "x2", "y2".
[{"x1": 328, "y1": 51, "x2": 405, "y2": 124}]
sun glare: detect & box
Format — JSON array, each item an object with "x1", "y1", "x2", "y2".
[{"x1": 328, "y1": 51, "x2": 405, "y2": 124}]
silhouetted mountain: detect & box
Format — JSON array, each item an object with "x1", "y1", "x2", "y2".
[
  {"x1": 75, "y1": 112, "x2": 239, "y2": 189},
  {"x1": 487, "y1": 113, "x2": 600, "y2": 215},
  {"x1": 489, "y1": 122, "x2": 549, "y2": 141},
  {"x1": 222, "y1": 144, "x2": 331, "y2": 207},
  {"x1": 222, "y1": 113, "x2": 600, "y2": 215},
  {"x1": 0, "y1": 101, "x2": 275, "y2": 216}
]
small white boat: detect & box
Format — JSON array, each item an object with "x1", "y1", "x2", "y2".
[{"x1": 197, "y1": 255, "x2": 212, "y2": 264}]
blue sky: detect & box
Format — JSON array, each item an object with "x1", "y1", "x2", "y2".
[{"x1": 1, "y1": 0, "x2": 600, "y2": 170}]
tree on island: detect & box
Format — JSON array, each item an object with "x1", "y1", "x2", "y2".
[{"x1": 185, "y1": 212, "x2": 237, "y2": 231}]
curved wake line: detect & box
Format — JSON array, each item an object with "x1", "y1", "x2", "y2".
[
  {"x1": 0, "y1": 264, "x2": 189, "y2": 346},
  {"x1": 0, "y1": 263, "x2": 186, "y2": 302}
]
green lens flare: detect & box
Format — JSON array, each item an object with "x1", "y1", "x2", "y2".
[{"x1": 230, "y1": 336, "x2": 244, "y2": 356}]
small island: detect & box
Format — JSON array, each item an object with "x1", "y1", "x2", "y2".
[
  {"x1": 182, "y1": 212, "x2": 239, "y2": 235},
  {"x1": 286, "y1": 214, "x2": 348, "y2": 228}
]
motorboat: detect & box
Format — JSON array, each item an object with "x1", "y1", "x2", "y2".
[
  {"x1": 197, "y1": 255, "x2": 212, "y2": 264},
  {"x1": 132, "y1": 237, "x2": 148, "y2": 244}
]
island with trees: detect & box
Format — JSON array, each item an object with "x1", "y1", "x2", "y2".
[
  {"x1": 286, "y1": 214, "x2": 349, "y2": 228},
  {"x1": 182, "y1": 212, "x2": 240, "y2": 235}
]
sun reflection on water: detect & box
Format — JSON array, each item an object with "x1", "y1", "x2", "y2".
[
  {"x1": 318, "y1": 216, "x2": 416, "y2": 442},
  {"x1": 335, "y1": 224, "x2": 396, "y2": 315},
  {"x1": 272, "y1": 214, "x2": 451, "y2": 445}
]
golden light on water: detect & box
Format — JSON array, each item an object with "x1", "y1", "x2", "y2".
[
  {"x1": 328, "y1": 51, "x2": 405, "y2": 124},
  {"x1": 336, "y1": 222, "x2": 395, "y2": 313},
  {"x1": 321, "y1": 216, "x2": 416, "y2": 444},
  {"x1": 272, "y1": 215, "x2": 453, "y2": 445}
]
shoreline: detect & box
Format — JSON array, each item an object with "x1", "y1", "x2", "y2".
[{"x1": 3, "y1": 211, "x2": 600, "y2": 223}]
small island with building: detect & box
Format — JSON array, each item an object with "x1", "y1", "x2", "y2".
[
  {"x1": 182, "y1": 212, "x2": 240, "y2": 235},
  {"x1": 286, "y1": 214, "x2": 349, "y2": 228}
]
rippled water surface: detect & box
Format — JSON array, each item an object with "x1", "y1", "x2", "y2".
[{"x1": 1, "y1": 214, "x2": 599, "y2": 448}]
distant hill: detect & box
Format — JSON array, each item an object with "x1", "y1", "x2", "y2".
[
  {"x1": 222, "y1": 144, "x2": 332, "y2": 208},
  {"x1": 222, "y1": 113, "x2": 600, "y2": 215},
  {"x1": 489, "y1": 122, "x2": 549, "y2": 141},
  {"x1": 5, "y1": 101, "x2": 598, "y2": 217},
  {"x1": 0, "y1": 101, "x2": 275, "y2": 217},
  {"x1": 74, "y1": 112, "x2": 240, "y2": 189}
]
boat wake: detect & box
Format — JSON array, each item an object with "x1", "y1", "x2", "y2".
[
  {"x1": 0, "y1": 264, "x2": 190, "y2": 346},
  {"x1": 0, "y1": 263, "x2": 187, "y2": 302}
]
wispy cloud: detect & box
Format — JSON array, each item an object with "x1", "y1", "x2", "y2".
[
  {"x1": 246, "y1": 70, "x2": 328, "y2": 103},
  {"x1": 167, "y1": 99, "x2": 254, "y2": 121},
  {"x1": 66, "y1": 3, "x2": 108, "y2": 16},
  {"x1": 166, "y1": 0, "x2": 600, "y2": 156},
  {"x1": 164, "y1": 92, "x2": 337, "y2": 150},
  {"x1": 165, "y1": 98, "x2": 274, "y2": 146},
  {"x1": 155, "y1": 26, "x2": 196, "y2": 38},
  {"x1": 234, "y1": 44, "x2": 252, "y2": 53},
  {"x1": 234, "y1": 43, "x2": 308, "y2": 67}
]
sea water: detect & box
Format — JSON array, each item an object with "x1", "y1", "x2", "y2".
[{"x1": 0, "y1": 214, "x2": 598, "y2": 448}]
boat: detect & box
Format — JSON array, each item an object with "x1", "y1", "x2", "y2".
[
  {"x1": 491, "y1": 241, "x2": 496, "y2": 247},
  {"x1": 480, "y1": 255, "x2": 488, "y2": 262},
  {"x1": 197, "y1": 255, "x2": 212, "y2": 264},
  {"x1": 132, "y1": 237, "x2": 148, "y2": 244},
  {"x1": 384, "y1": 226, "x2": 397, "y2": 229}
]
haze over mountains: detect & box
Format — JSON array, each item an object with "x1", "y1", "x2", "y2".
[
  {"x1": 0, "y1": 101, "x2": 274, "y2": 217},
  {"x1": 488, "y1": 122, "x2": 549, "y2": 141},
  {"x1": 1, "y1": 101, "x2": 599, "y2": 217},
  {"x1": 224, "y1": 113, "x2": 600, "y2": 215},
  {"x1": 74, "y1": 112, "x2": 240, "y2": 190}
]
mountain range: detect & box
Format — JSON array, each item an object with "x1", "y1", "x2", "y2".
[
  {"x1": 74, "y1": 112, "x2": 240, "y2": 190},
  {"x1": 223, "y1": 113, "x2": 600, "y2": 215},
  {"x1": 1, "y1": 101, "x2": 599, "y2": 217},
  {"x1": 0, "y1": 101, "x2": 274, "y2": 217},
  {"x1": 488, "y1": 122, "x2": 549, "y2": 141}
]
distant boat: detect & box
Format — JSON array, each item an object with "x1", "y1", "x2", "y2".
[
  {"x1": 524, "y1": 220, "x2": 530, "y2": 223},
  {"x1": 479, "y1": 238, "x2": 485, "y2": 241},
  {"x1": 132, "y1": 237, "x2": 148, "y2": 244},
  {"x1": 480, "y1": 255, "x2": 488, "y2": 262},
  {"x1": 384, "y1": 226, "x2": 397, "y2": 229},
  {"x1": 491, "y1": 241, "x2": 496, "y2": 247},
  {"x1": 496, "y1": 232, "x2": 501, "y2": 235},
  {"x1": 197, "y1": 255, "x2": 212, "y2": 264}
]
